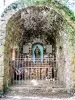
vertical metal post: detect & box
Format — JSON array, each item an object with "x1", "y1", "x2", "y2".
[
  {"x1": 25, "y1": 57, "x2": 26, "y2": 81},
  {"x1": 22, "y1": 58, "x2": 23, "y2": 84},
  {"x1": 18, "y1": 58, "x2": 20, "y2": 84},
  {"x1": 13, "y1": 61, "x2": 15, "y2": 85},
  {"x1": 15, "y1": 59, "x2": 17, "y2": 85}
]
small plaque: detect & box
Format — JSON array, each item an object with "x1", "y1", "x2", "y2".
[
  {"x1": 23, "y1": 45, "x2": 29, "y2": 53},
  {"x1": 46, "y1": 45, "x2": 52, "y2": 53}
]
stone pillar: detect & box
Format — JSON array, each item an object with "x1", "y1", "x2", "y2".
[
  {"x1": 63, "y1": 32, "x2": 73, "y2": 92},
  {"x1": 64, "y1": 44, "x2": 73, "y2": 92}
]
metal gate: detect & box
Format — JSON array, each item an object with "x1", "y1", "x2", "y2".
[{"x1": 9, "y1": 56, "x2": 56, "y2": 85}]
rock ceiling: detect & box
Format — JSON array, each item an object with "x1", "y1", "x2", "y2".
[{"x1": 7, "y1": 6, "x2": 64, "y2": 47}]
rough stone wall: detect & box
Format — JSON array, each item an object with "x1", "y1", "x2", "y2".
[
  {"x1": 0, "y1": 0, "x2": 74, "y2": 93},
  {"x1": 56, "y1": 30, "x2": 73, "y2": 90},
  {"x1": 56, "y1": 33, "x2": 65, "y2": 84},
  {"x1": 0, "y1": 6, "x2": 19, "y2": 93}
]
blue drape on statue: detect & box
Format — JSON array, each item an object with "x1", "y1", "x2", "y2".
[{"x1": 32, "y1": 44, "x2": 43, "y2": 63}]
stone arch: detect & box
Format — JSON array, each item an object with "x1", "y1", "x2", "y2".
[{"x1": 0, "y1": 1, "x2": 73, "y2": 93}]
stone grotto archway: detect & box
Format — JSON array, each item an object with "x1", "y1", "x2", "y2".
[{"x1": 0, "y1": 1, "x2": 74, "y2": 93}]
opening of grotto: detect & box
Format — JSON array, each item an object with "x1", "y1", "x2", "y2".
[{"x1": 0, "y1": 0, "x2": 75, "y2": 98}]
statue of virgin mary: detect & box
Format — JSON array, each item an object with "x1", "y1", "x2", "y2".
[{"x1": 34, "y1": 46, "x2": 40, "y2": 58}]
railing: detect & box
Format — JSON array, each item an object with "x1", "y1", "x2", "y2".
[{"x1": 9, "y1": 57, "x2": 56, "y2": 85}]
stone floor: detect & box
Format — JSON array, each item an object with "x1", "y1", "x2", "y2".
[{"x1": 0, "y1": 80, "x2": 75, "y2": 100}]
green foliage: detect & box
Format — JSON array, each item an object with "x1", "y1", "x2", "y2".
[
  {"x1": 35, "y1": 1, "x2": 40, "y2": 5},
  {"x1": 63, "y1": 6, "x2": 75, "y2": 20},
  {"x1": 46, "y1": 0, "x2": 51, "y2": 3}
]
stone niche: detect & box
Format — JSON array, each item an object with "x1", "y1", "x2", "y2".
[{"x1": 0, "y1": 5, "x2": 73, "y2": 92}]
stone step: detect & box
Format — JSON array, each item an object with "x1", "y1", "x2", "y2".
[
  {"x1": 7, "y1": 80, "x2": 66, "y2": 97},
  {"x1": 4, "y1": 81, "x2": 70, "y2": 99},
  {"x1": 9, "y1": 87, "x2": 66, "y2": 95},
  {"x1": 8, "y1": 85, "x2": 66, "y2": 97},
  {"x1": 11, "y1": 80, "x2": 65, "y2": 87}
]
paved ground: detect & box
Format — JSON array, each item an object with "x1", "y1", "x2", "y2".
[
  {"x1": 0, "y1": 91, "x2": 75, "y2": 100},
  {"x1": 0, "y1": 80, "x2": 75, "y2": 100}
]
